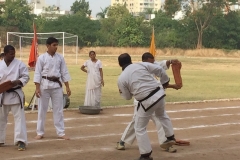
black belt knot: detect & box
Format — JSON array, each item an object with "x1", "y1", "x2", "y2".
[
  {"x1": 42, "y1": 76, "x2": 62, "y2": 87},
  {"x1": 137, "y1": 87, "x2": 165, "y2": 112}
]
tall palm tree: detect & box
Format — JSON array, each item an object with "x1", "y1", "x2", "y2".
[{"x1": 96, "y1": 6, "x2": 109, "y2": 19}]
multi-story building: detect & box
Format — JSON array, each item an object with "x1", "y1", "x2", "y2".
[
  {"x1": 111, "y1": 0, "x2": 161, "y2": 16},
  {"x1": 29, "y1": 0, "x2": 70, "y2": 19}
]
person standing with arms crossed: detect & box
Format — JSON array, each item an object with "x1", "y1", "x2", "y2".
[
  {"x1": 81, "y1": 51, "x2": 104, "y2": 109},
  {"x1": 0, "y1": 45, "x2": 29, "y2": 151},
  {"x1": 118, "y1": 53, "x2": 176, "y2": 160},
  {"x1": 34, "y1": 37, "x2": 71, "y2": 140}
]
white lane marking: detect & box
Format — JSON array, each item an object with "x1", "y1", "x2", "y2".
[
  {"x1": 113, "y1": 114, "x2": 133, "y2": 116},
  {"x1": 115, "y1": 113, "x2": 240, "y2": 121},
  {"x1": 174, "y1": 122, "x2": 240, "y2": 130},
  {"x1": 167, "y1": 106, "x2": 240, "y2": 113},
  {"x1": 27, "y1": 124, "x2": 103, "y2": 133},
  {"x1": 6, "y1": 147, "x2": 114, "y2": 160},
  {"x1": 23, "y1": 116, "x2": 109, "y2": 124}
]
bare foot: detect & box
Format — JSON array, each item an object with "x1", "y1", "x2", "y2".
[
  {"x1": 58, "y1": 135, "x2": 70, "y2": 140},
  {"x1": 35, "y1": 135, "x2": 44, "y2": 140}
]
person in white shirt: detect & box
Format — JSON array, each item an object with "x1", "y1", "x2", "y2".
[
  {"x1": 117, "y1": 52, "x2": 182, "y2": 153},
  {"x1": 81, "y1": 51, "x2": 104, "y2": 109},
  {"x1": 0, "y1": 45, "x2": 29, "y2": 151},
  {"x1": 117, "y1": 53, "x2": 176, "y2": 160},
  {"x1": 34, "y1": 37, "x2": 71, "y2": 140}
]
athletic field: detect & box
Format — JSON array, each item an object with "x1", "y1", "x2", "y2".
[{"x1": 2, "y1": 100, "x2": 240, "y2": 160}]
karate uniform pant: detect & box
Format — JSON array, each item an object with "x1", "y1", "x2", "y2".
[
  {"x1": 121, "y1": 113, "x2": 166, "y2": 145},
  {"x1": 0, "y1": 104, "x2": 27, "y2": 145},
  {"x1": 36, "y1": 87, "x2": 65, "y2": 137},
  {"x1": 121, "y1": 99, "x2": 166, "y2": 145},
  {"x1": 135, "y1": 98, "x2": 174, "y2": 154}
]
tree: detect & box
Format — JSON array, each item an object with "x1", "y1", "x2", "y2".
[
  {"x1": 96, "y1": 7, "x2": 109, "y2": 19},
  {"x1": 107, "y1": 4, "x2": 130, "y2": 18},
  {"x1": 115, "y1": 15, "x2": 145, "y2": 47},
  {"x1": 70, "y1": 0, "x2": 92, "y2": 17},
  {"x1": 184, "y1": 0, "x2": 237, "y2": 49},
  {"x1": 1, "y1": 0, "x2": 34, "y2": 32},
  {"x1": 164, "y1": 0, "x2": 181, "y2": 17},
  {"x1": 41, "y1": 14, "x2": 100, "y2": 46}
]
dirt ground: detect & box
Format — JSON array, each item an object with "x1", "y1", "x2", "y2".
[{"x1": 2, "y1": 100, "x2": 240, "y2": 160}]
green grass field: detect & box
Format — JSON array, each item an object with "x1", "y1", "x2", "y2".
[{"x1": 22, "y1": 55, "x2": 240, "y2": 108}]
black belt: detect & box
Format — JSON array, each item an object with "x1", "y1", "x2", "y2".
[
  {"x1": 1, "y1": 86, "x2": 23, "y2": 108},
  {"x1": 137, "y1": 87, "x2": 165, "y2": 112},
  {"x1": 42, "y1": 76, "x2": 62, "y2": 87}
]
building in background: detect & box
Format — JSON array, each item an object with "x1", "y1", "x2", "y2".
[
  {"x1": 111, "y1": 0, "x2": 161, "y2": 17},
  {"x1": 29, "y1": 0, "x2": 71, "y2": 18}
]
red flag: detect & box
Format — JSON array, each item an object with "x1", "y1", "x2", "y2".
[{"x1": 28, "y1": 23, "x2": 38, "y2": 67}]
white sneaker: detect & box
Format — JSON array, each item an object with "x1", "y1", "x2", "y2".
[
  {"x1": 160, "y1": 140, "x2": 176, "y2": 150},
  {"x1": 116, "y1": 142, "x2": 125, "y2": 150},
  {"x1": 161, "y1": 146, "x2": 177, "y2": 153}
]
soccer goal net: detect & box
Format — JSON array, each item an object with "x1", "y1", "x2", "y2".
[{"x1": 7, "y1": 32, "x2": 79, "y2": 64}]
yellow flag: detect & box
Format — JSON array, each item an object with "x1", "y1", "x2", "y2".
[{"x1": 149, "y1": 27, "x2": 156, "y2": 57}]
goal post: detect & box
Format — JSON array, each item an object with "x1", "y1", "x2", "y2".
[{"x1": 6, "y1": 32, "x2": 79, "y2": 64}]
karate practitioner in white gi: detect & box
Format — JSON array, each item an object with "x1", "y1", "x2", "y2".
[
  {"x1": 0, "y1": 45, "x2": 29, "y2": 151},
  {"x1": 118, "y1": 53, "x2": 176, "y2": 160},
  {"x1": 117, "y1": 53, "x2": 181, "y2": 153},
  {"x1": 34, "y1": 37, "x2": 71, "y2": 140}
]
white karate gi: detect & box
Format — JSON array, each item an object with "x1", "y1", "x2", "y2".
[
  {"x1": 83, "y1": 59, "x2": 102, "y2": 108},
  {"x1": 0, "y1": 59, "x2": 29, "y2": 145},
  {"x1": 34, "y1": 52, "x2": 71, "y2": 137},
  {"x1": 118, "y1": 62, "x2": 174, "y2": 155},
  {"x1": 121, "y1": 60, "x2": 168, "y2": 145}
]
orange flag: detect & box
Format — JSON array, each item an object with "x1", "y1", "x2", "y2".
[
  {"x1": 28, "y1": 23, "x2": 38, "y2": 67},
  {"x1": 149, "y1": 26, "x2": 156, "y2": 57}
]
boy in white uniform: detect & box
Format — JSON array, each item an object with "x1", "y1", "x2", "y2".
[
  {"x1": 0, "y1": 45, "x2": 29, "y2": 151},
  {"x1": 34, "y1": 37, "x2": 71, "y2": 140}
]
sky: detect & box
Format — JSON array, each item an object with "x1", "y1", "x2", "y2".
[{"x1": 44, "y1": 0, "x2": 111, "y2": 17}]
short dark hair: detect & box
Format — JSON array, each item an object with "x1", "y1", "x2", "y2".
[
  {"x1": 4, "y1": 45, "x2": 15, "y2": 54},
  {"x1": 0, "y1": 53, "x2": 4, "y2": 58},
  {"x1": 142, "y1": 52, "x2": 154, "y2": 62},
  {"x1": 118, "y1": 53, "x2": 132, "y2": 67},
  {"x1": 46, "y1": 37, "x2": 58, "y2": 45},
  {"x1": 89, "y1": 51, "x2": 96, "y2": 56}
]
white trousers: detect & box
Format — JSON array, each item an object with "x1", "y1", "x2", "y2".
[
  {"x1": 134, "y1": 98, "x2": 174, "y2": 154},
  {"x1": 121, "y1": 100, "x2": 167, "y2": 145},
  {"x1": 0, "y1": 104, "x2": 27, "y2": 145},
  {"x1": 36, "y1": 87, "x2": 65, "y2": 137},
  {"x1": 121, "y1": 114, "x2": 166, "y2": 145}
]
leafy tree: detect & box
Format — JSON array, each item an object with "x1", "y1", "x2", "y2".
[
  {"x1": 107, "y1": 4, "x2": 130, "y2": 18},
  {"x1": 70, "y1": 0, "x2": 92, "y2": 17},
  {"x1": 1, "y1": 0, "x2": 34, "y2": 32},
  {"x1": 96, "y1": 18, "x2": 119, "y2": 46},
  {"x1": 115, "y1": 15, "x2": 145, "y2": 47},
  {"x1": 41, "y1": 15, "x2": 100, "y2": 46},
  {"x1": 203, "y1": 11, "x2": 240, "y2": 49},
  {"x1": 164, "y1": 0, "x2": 181, "y2": 17},
  {"x1": 183, "y1": 0, "x2": 237, "y2": 49},
  {"x1": 96, "y1": 7, "x2": 109, "y2": 19}
]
